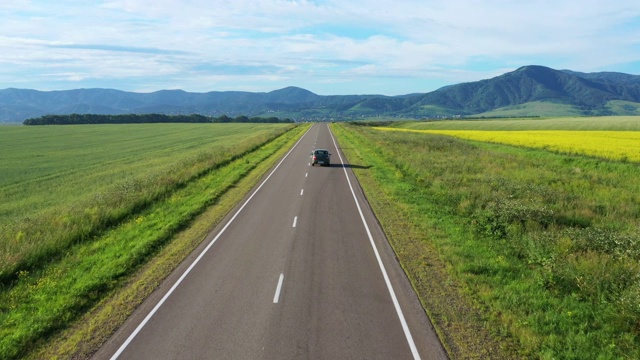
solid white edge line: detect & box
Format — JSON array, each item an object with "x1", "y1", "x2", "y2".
[
  {"x1": 273, "y1": 273, "x2": 285, "y2": 303},
  {"x1": 328, "y1": 123, "x2": 422, "y2": 360},
  {"x1": 109, "y1": 125, "x2": 314, "y2": 360}
]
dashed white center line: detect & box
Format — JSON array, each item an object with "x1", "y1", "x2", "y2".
[
  {"x1": 273, "y1": 273, "x2": 284, "y2": 303},
  {"x1": 305, "y1": 173, "x2": 308, "y2": 178},
  {"x1": 292, "y1": 216, "x2": 298, "y2": 227},
  {"x1": 300, "y1": 189, "x2": 304, "y2": 196}
]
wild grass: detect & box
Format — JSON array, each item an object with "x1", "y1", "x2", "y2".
[
  {"x1": 0, "y1": 123, "x2": 304, "y2": 359},
  {"x1": 332, "y1": 121, "x2": 640, "y2": 359}
]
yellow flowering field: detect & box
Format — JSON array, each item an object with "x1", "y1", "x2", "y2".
[{"x1": 375, "y1": 128, "x2": 640, "y2": 162}]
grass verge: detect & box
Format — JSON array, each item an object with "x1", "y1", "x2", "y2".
[
  {"x1": 0, "y1": 124, "x2": 310, "y2": 360},
  {"x1": 332, "y1": 122, "x2": 640, "y2": 359}
]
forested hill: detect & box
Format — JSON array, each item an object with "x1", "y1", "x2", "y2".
[
  {"x1": 410, "y1": 65, "x2": 640, "y2": 115},
  {"x1": 3, "y1": 65, "x2": 640, "y2": 122}
]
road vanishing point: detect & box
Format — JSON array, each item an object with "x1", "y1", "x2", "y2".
[{"x1": 92, "y1": 123, "x2": 448, "y2": 360}]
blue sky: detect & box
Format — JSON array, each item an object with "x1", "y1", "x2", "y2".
[{"x1": 1, "y1": 0, "x2": 639, "y2": 95}]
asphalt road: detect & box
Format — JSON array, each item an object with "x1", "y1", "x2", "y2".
[{"x1": 93, "y1": 123, "x2": 448, "y2": 360}]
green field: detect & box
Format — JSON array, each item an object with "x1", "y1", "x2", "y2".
[
  {"x1": 394, "y1": 115, "x2": 640, "y2": 131},
  {"x1": 332, "y1": 118, "x2": 640, "y2": 359},
  {"x1": 606, "y1": 101, "x2": 640, "y2": 116},
  {"x1": 0, "y1": 123, "x2": 307, "y2": 359},
  {"x1": 1, "y1": 124, "x2": 288, "y2": 221},
  {"x1": 0, "y1": 124, "x2": 294, "y2": 280},
  {"x1": 475, "y1": 101, "x2": 584, "y2": 117}
]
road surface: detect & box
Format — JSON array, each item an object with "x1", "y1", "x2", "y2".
[{"x1": 93, "y1": 123, "x2": 447, "y2": 360}]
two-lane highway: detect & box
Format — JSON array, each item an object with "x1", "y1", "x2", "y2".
[{"x1": 93, "y1": 123, "x2": 447, "y2": 360}]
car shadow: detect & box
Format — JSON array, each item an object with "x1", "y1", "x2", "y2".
[{"x1": 330, "y1": 163, "x2": 372, "y2": 169}]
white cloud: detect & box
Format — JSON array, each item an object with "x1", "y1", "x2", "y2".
[{"x1": 0, "y1": 0, "x2": 639, "y2": 94}]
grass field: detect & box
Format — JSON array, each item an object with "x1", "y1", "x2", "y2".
[
  {"x1": 606, "y1": 101, "x2": 640, "y2": 116},
  {"x1": 0, "y1": 123, "x2": 305, "y2": 359},
  {"x1": 332, "y1": 118, "x2": 640, "y2": 359},
  {"x1": 393, "y1": 116, "x2": 640, "y2": 131},
  {"x1": 475, "y1": 101, "x2": 584, "y2": 117},
  {"x1": 0, "y1": 123, "x2": 287, "y2": 222},
  {"x1": 0, "y1": 123, "x2": 293, "y2": 283}
]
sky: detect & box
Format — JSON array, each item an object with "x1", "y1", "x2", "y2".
[{"x1": 1, "y1": 0, "x2": 640, "y2": 96}]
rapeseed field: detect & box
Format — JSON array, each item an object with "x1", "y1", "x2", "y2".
[{"x1": 376, "y1": 128, "x2": 640, "y2": 162}]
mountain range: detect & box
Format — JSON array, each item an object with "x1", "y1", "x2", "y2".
[{"x1": 2, "y1": 65, "x2": 640, "y2": 123}]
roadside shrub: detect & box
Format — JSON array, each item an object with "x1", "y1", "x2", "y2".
[
  {"x1": 617, "y1": 282, "x2": 640, "y2": 331},
  {"x1": 551, "y1": 251, "x2": 640, "y2": 304},
  {"x1": 566, "y1": 227, "x2": 640, "y2": 259},
  {"x1": 516, "y1": 231, "x2": 558, "y2": 268},
  {"x1": 472, "y1": 198, "x2": 554, "y2": 239}
]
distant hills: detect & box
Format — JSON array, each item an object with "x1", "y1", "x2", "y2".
[
  {"x1": 415, "y1": 65, "x2": 640, "y2": 117},
  {"x1": 2, "y1": 65, "x2": 640, "y2": 123}
]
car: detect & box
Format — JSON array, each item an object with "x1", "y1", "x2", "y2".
[{"x1": 310, "y1": 149, "x2": 331, "y2": 166}]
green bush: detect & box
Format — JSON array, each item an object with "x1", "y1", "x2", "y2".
[{"x1": 472, "y1": 198, "x2": 554, "y2": 238}]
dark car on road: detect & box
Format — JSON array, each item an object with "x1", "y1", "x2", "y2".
[{"x1": 310, "y1": 149, "x2": 331, "y2": 166}]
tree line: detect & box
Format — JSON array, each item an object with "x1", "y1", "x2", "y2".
[{"x1": 23, "y1": 113, "x2": 294, "y2": 125}]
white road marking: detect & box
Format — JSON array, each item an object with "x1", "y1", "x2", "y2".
[
  {"x1": 273, "y1": 273, "x2": 284, "y2": 303},
  {"x1": 292, "y1": 216, "x2": 298, "y2": 227},
  {"x1": 305, "y1": 173, "x2": 308, "y2": 178},
  {"x1": 108, "y1": 126, "x2": 315, "y2": 360},
  {"x1": 300, "y1": 189, "x2": 304, "y2": 196},
  {"x1": 328, "y1": 124, "x2": 422, "y2": 360}
]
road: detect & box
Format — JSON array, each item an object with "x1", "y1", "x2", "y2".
[{"x1": 93, "y1": 123, "x2": 447, "y2": 360}]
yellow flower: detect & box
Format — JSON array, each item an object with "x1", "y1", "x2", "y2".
[{"x1": 375, "y1": 128, "x2": 640, "y2": 163}]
